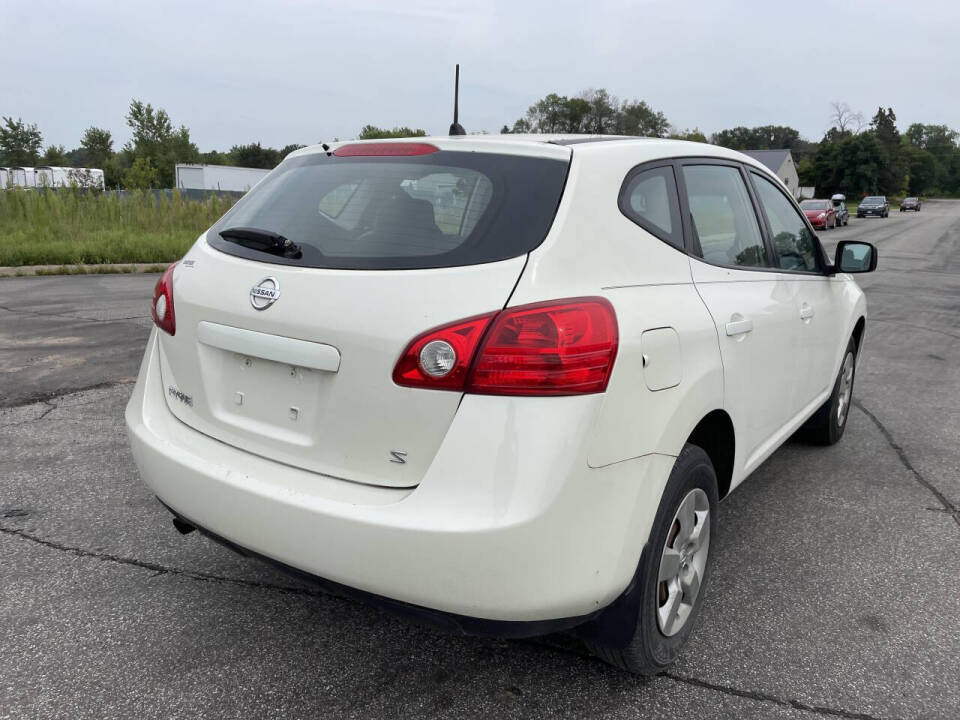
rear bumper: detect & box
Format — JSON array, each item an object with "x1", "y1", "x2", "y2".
[{"x1": 126, "y1": 330, "x2": 674, "y2": 625}]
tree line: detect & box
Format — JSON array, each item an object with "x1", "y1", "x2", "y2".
[
  {"x1": 0, "y1": 101, "x2": 311, "y2": 190},
  {"x1": 4, "y1": 93, "x2": 960, "y2": 196},
  {"x1": 504, "y1": 93, "x2": 960, "y2": 197}
]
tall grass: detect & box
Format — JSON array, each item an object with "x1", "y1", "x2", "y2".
[{"x1": 0, "y1": 189, "x2": 236, "y2": 266}]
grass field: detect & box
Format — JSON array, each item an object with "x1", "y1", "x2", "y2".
[{"x1": 0, "y1": 189, "x2": 235, "y2": 267}]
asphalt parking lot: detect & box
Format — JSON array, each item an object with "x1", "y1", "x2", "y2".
[{"x1": 1, "y1": 203, "x2": 959, "y2": 719}]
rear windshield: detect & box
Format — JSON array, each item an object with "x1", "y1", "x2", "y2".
[
  {"x1": 863, "y1": 196, "x2": 884, "y2": 202},
  {"x1": 206, "y1": 149, "x2": 569, "y2": 269}
]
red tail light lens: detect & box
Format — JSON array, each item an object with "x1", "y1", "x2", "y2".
[
  {"x1": 392, "y1": 312, "x2": 496, "y2": 390},
  {"x1": 151, "y1": 262, "x2": 178, "y2": 335},
  {"x1": 468, "y1": 298, "x2": 618, "y2": 395},
  {"x1": 333, "y1": 142, "x2": 439, "y2": 157},
  {"x1": 392, "y1": 298, "x2": 618, "y2": 395}
]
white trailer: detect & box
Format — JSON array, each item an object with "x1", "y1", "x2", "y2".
[
  {"x1": 175, "y1": 163, "x2": 269, "y2": 193},
  {"x1": 34, "y1": 166, "x2": 105, "y2": 190},
  {"x1": 10, "y1": 167, "x2": 36, "y2": 188},
  {"x1": 0, "y1": 168, "x2": 8, "y2": 187}
]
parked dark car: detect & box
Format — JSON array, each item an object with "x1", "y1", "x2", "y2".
[
  {"x1": 799, "y1": 199, "x2": 838, "y2": 229},
  {"x1": 857, "y1": 196, "x2": 889, "y2": 218},
  {"x1": 900, "y1": 197, "x2": 921, "y2": 212},
  {"x1": 831, "y1": 193, "x2": 849, "y2": 226}
]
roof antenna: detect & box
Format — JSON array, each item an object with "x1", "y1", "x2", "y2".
[{"x1": 449, "y1": 64, "x2": 466, "y2": 136}]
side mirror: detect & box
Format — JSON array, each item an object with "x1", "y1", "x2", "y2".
[{"x1": 833, "y1": 240, "x2": 877, "y2": 273}]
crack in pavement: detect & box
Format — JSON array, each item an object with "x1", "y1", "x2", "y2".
[
  {"x1": 0, "y1": 523, "x2": 322, "y2": 598},
  {"x1": 0, "y1": 379, "x2": 134, "y2": 410},
  {"x1": 0, "y1": 303, "x2": 148, "y2": 324},
  {"x1": 663, "y1": 673, "x2": 899, "y2": 720},
  {"x1": 854, "y1": 400, "x2": 960, "y2": 528},
  {"x1": 1, "y1": 522, "x2": 902, "y2": 720}
]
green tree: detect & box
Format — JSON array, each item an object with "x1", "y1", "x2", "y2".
[
  {"x1": 80, "y1": 126, "x2": 114, "y2": 167},
  {"x1": 581, "y1": 89, "x2": 619, "y2": 134},
  {"x1": 669, "y1": 128, "x2": 708, "y2": 143},
  {"x1": 103, "y1": 155, "x2": 127, "y2": 189},
  {"x1": 357, "y1": 125, "x2": 427, "y2": 139},
  {"x1": 870, "y1": 107, "x2": 906, "y2": 194},
  {"x1": 509, "y1": 90, "x2": 669, "y2": 136},
  {"x1": 279, "y1": 143, "x2": 305, "y2": 158},
  {"x1": 903, "y1": 123, "x2": 959, "y2": 191},
  {"x1": 124, "y1": 99, "x2": 199, "y2": 187},
  {"x1": 0, "y1": 116, "x2": 43, "y2": 165},
  {"x1": 903, "y1": 145, "x2": 937, "y2": 195},
  {"x1": 41, "y1": 144, "x2": 69, "y2": 166},
  {"x1": 711, "y1": 125, "x2": 802, "y2": 151},
  {"x1": 618, "y1": 99, "x2": 670, "y2": 137},
  {"x1": 511, "y1": 118, "x2": 532, "y2": 133},
  {"x1": 124, "y1": 156, "x2": 160, "y2": 189},
  {"x1": 526, "y1": 93, "x2": 572, "y2": 132},
  {"x1": 229, "y1": 142, "x2": 281, "y2": 169},
  {"x1": 836, "y1": 133, "x2": 883, "y2": 197}
]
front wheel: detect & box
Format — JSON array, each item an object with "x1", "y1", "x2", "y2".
[
  {"x1": 800, "y1": 339, "x2": 857, "y2": 445},
  {"x1": 585, "y1": 444, "x2": 718, "y2": 675}
]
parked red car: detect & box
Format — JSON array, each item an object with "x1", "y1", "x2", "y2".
[{"x1": 799, "y1": 199, "x2": 838, "y2": 230}]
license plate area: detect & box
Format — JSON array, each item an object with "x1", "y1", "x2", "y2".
[{"x1": 198, "y1": 344, "x2": 329, "y2": 447}]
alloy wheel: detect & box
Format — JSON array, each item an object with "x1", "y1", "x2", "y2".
[
  {"x1": 656, "y1": 488, "x2": 710, "y2": 637},
  {"x1": 836, "y1": 352, "x2": 855, "y2": 427}
]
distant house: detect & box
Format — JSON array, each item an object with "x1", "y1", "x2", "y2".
[{"x1": 743, "y1": 150, "x2": 800, "y2": 199}]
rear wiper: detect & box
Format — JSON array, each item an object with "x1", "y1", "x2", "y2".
[{"x1": 218, "y1": 227, "x2": 302, "y2": 259}]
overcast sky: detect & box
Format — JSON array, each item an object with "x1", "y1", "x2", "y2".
[{"x1": 4, "y1": 0, "x2": 959, "y2": 152}]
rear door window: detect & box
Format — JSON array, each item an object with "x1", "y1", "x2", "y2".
[
  {"x1": 619, "y1": 165, "x2": 683, "y2": 248},
  {"x1": 751, "y1": 173, "x2": 820, "y2": 272},
  {"x1": 681, "y1": 164, "x2": 769, "y2": 268},
  {"x1": 207, "y1": 150, "x2": 569, "y2": 270}
]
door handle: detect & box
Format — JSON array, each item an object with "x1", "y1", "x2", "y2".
[
  {"x1": 725, "y1": 318, "x2": 754, "y2": 336},
  {"x1": 800, "y1": 303, "x2": 815, "y2": 320}
]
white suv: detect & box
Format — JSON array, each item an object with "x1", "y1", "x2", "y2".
[{"x1": 126, "y1": 135, "x2": 876, "y2": 674}]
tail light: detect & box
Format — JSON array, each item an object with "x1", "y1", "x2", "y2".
[
  {"x1": 393, "y1": 298, "x2": 618, "y2": 396},
  {"x1": 392, "y1": 313, "x2": 496, "y2": 390},
  {"x1": 333, "y1": 142, "x2": 438, "y2": 157},
  {"x1": 151, "y1": 262, "x2": 178, "y2": 335}
]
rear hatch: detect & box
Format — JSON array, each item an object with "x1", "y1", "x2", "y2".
[{"x1": 157, "y1": 141, "x2": 570, "y2": 488}]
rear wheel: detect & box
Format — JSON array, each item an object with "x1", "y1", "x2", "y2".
[
  {"x1": 585, "y1": 444, "x2": 718, "y2": 675},
  {"x1": 800, "y1": 339, "x2": 857, "y2": 445}
]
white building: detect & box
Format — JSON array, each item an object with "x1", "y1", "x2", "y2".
[
  {"x1": 743, "y1": 150, "x2": 801, "y2": 199},
  {"x1": 35, "y1": 166, "x2": 105, "y2": 190},
  {"x1": 9, "y1": 167, "x2": 36, "y2": 188},
  {"x1": 175, "y1": 164, "x2": 270, "y2": 193}
]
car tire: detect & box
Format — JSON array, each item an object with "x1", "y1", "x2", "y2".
[
  {"x1": 800, "y1": 338, "x2": 857, "y2": 446},
  {"x1": 834, "y1": 216, "x2": 839, "y2": 228},
  {"x1": 584, "y1": 444, "x2": 718, "y2": 675}
]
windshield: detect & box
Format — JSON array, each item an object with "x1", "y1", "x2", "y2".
[
  {"x1": 207, "y1": 149, "x2": 569, "y2": 270},
  {"x1": 800, "y1": 200, "x2": 829, "y2": 210},
  {"x1": 863, "y1": 197, "x2": 884, "y2": 203}
]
